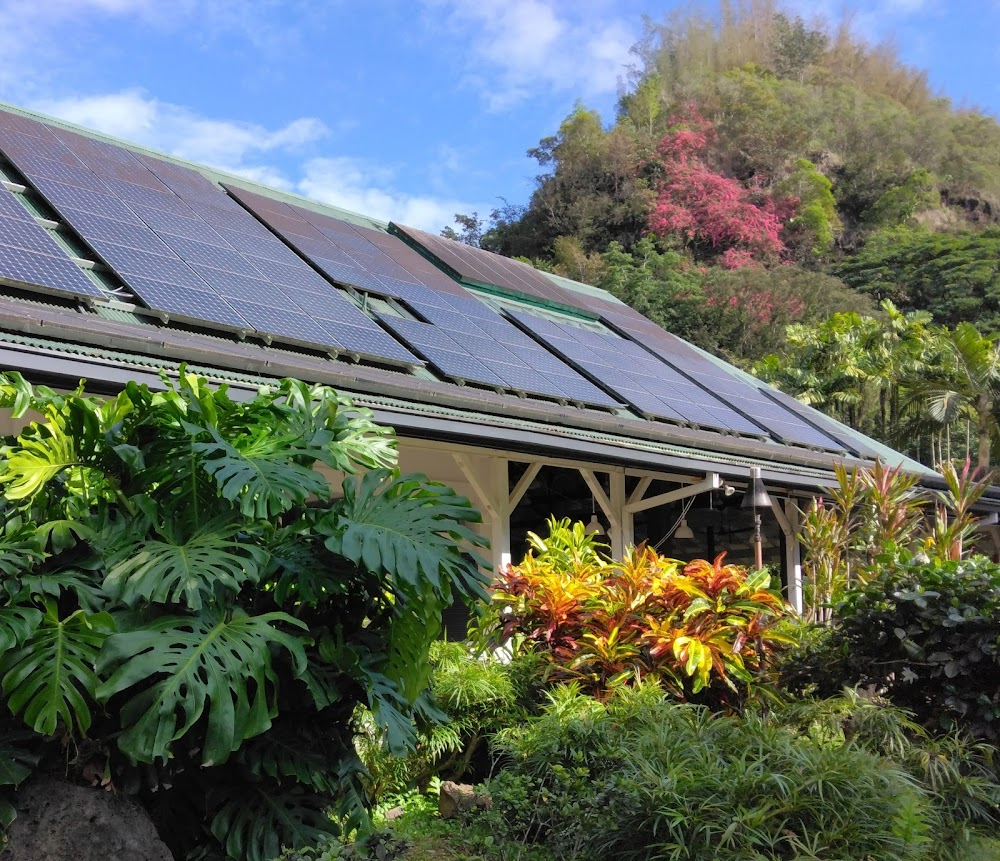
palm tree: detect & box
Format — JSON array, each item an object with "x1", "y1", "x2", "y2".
[{"x1": 905, "y1": 322, "x2": 1000, "y2": 468}]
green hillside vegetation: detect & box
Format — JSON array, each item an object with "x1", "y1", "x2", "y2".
[{"x1": 443, "y1": 1, "x2": 1000, "y2": 466}]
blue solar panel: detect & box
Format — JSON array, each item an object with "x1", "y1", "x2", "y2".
[
  {"x1": 0, "y1": 242, "x2": 103, "y2": 298},
  {"x1": 12, "y1": 154, "x2": 107, "y2": 192},
  {"x1": 59, "y1": 208, "x2": 174, "y2": 254},
  {"x1": 238, "y1": 301, "x2": 344, "y2": 348},
  {"x1": 239, "y1": 255, "x2": 332, "y2": 292},
  {"x1": 30, "y1": 176, "x2": 138, "y2": 223},
  {"x1": 0, "y1": 188, "x2": 26, "y2": 220},
  {"x1": 86, "y1": 239, "x2": 200, "y2": 285},
  {"x1": 509, "y1": 310, "x2": 768, "y2": 432},
  {"x1": 164, "y1": 235, "x2": 263, "y2": 278},
  {"x1": 213, "y1": 228, "x2": 301, "y2": 263},
  {"x1": 129, "y1": 204, "x2": 228, "y2": 244},
  {"x1": 0, "y1": 129, "x2": 73, "y2": 163},
  {"x1": 313, "y1": 318, "x2": 418, "y2": 363},
  {"x1": 122, "y1": 276, "x2": 249, "y2": 329}
]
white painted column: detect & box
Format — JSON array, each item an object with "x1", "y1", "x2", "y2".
[{"x1": 770, "y1": 496, "x2": 804, "y2": 614}]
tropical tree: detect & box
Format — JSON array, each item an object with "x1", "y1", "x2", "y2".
[
  {"x1": 0, "y1": 370, "x2": 487, "y2": 859},
  {"x1": 906, "y1": 322, "x2": 1000, "y2": 468}
]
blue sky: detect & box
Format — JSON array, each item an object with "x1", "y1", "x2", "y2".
[{"x1": 1, "y1": 0, "x2": 998, "y2": 231}]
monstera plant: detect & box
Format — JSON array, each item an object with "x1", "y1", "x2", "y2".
[{"x1": 0, "y1": 369, "x2": 487, "y2": 860}]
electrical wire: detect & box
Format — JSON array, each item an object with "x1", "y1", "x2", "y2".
[{"x1": 653, "y1": 494, "x2": 697, "y2": 552}]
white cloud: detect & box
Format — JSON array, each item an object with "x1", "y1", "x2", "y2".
[
  {"x1": 423, "y1": 0, "x2": 637, "y2": 110},
  {"x1": 299, "y1": 156, "x2": 483, "y2": 231},
  {"x1": 33, "y1": 90, "x2": 327, "y2": 188}
]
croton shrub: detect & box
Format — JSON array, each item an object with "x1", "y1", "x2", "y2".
[{"x1": 481, "y1": 518, "x2": 793, "y2": 707}]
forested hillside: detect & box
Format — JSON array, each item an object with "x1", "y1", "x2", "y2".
[{"x1": 443, "y1": 1, "x2": 1000, "y2": 468}]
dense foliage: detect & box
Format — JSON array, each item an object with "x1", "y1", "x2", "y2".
[
  {"x1": 480, "y1": 518, "x2": 792, "y2": 707},
  {"x1": 782, "y1": 555, "x2": 1000, "y2": 742},
  {"x1": 483, "y1": 684, "x2": 999, "y2": 861},
  {"x1": 443, "y1": 3, "x2": 1000, "y2": 385},
  {"x1": 0, "y1": 370, "x2": 488, "y2": 859}
]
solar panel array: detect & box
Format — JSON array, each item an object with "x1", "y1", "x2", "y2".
[
  {"x1": 392, "y1": 222, "x2": 576, "y2": 306},
  {"x1": 0, "y1": 153, "x2": 103, "y2": 300},
  {"x1": 227, "y1": 186, "x2": 618, "y2": 406},
  {"x1": 0, "y1": 106, "x2": 887, "y2": 457},
  {"x1": 508, "y1": 310, "x2": 768, "y2": 434},
  {"x1": 0, "y1": 112, "x2": 417, "y2": 364},
  {"x1": 572, "y1": 294, "x2": 851, "y2": 452},
  {"x1": 377, "y1": 288, "x2": 619, "y2": 405},
  {"x1": 224, "y1": 184, "x2": 471, "y2": 300}
]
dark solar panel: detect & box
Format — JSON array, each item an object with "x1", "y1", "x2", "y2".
[
  {"x1": 508, "y1": 310, "x2": 770, "y2": 432},
  {"x1": 0, "y1": 240, "x2": 103, "y2": 298},
  {"x1": 122, "y1": 276, "x2": 249, "y2": 329},
  {"x1": 610, "y1": 321, "x2": 847, "y2": 451},
  {"x1": 392, "y1": 223, "x2": 580, "y2": 306},
  {"x1": 30, "y1": 176, "x2": 139, "y2": 223}
]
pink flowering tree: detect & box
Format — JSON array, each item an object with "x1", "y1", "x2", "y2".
[{"x1": 647, "y1": 109, "x2": 791, "y2": 267}]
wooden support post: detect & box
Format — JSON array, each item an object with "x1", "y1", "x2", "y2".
[
  {"x1": 769, "y1": 496, "x2": 803, "y2": 613},
  {"x1": 610, "y1": 469, "x2": 627, "y2": 558},
  {"x1": 454, "y1": 453, "x2": 510, "y2": 573}
]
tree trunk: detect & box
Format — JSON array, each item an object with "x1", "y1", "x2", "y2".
[{"x1": 978, "y1": 395, "x2": 991, "y2": 469}]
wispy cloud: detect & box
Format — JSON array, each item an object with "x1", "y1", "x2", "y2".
[
  {"x1": 422, "y1": 0, "x2": 637, "y2": 111},
  {"x1": 299, "y1": 156, "x2": 484, "y2": 231}
]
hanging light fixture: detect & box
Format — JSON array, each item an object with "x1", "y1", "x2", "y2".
[
  {"x1": 741, "y1": 466, "x2": 772, "y2": 568},
  {"x1": 673, "y1": 517, "x2": 695, "y2": 540},
  {"x1": 585, "y1": 494, "x2": 604, "y2": 535}
]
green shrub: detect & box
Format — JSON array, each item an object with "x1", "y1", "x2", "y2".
[
  {"x1": 481, "y1": 683, "x2": 999, "y2": 861},
  {"x1": 358, "y1": 643, "x2": 541, "y2": 802},
  {"x1": 780, "y1": 555, "x2": 1000, "y2": 741},
  {"x1": 0, "y1": 370, "x2": 488, "y2": 859},
  {"x1": 480, "y1": 518, "x2": 794, "y2": 707}
]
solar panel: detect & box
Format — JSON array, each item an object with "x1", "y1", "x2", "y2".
[
  {"x1": 391, "y1": 223, "x2": 580, "y2": 306},
  {"x1": 165, "y1": 235, "x2": 264, "y2": 278},
  {"x1": 234, "y1": 302, "x2": 346, "y2": 347},
  {"x1": 30, "y1": 176, "x2": 139, "y2": 223},
  {"x1": 0, "y1": 240, "x2": 103, "y2": 298},
  {"x1": 0, "y1": 125, "x2": 423, "y2": 365},
  {"x1": 314, "y1": 318, "x2": 419, "y2": 363},
  {"x1": 608, "y1": 317, "x2": 847, "y2": 451},
  {"x1": 223, "y1": 183, "x2": 459, "y2": 300},
  {"x1": 55, "y1": 207, "x2": 170, "y2": 253},
  {"x1": 508, "y1": 310, "x2": 771, "y2": 432},
  {"x1": 9, "y1": 154, "x2": 107, "y2": 192},
  {"x1": 122, "y1": 276, "x2": 249, "y2": 329}
]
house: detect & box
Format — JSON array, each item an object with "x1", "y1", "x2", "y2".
[{"x1": 0, "y1": 101, "x2": 983, "y2": 611}]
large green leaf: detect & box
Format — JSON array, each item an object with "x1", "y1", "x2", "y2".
[
  {"x1": 0, "y1": 732, "x2": 38, "y2": 787},
  {"x1": 237, "y1": 721, "x2": 342, "y2": 793},
  {"x1": 0, "y1": 602, "x2": 114, "y2": 735},
  {"x1": 320, "y1": 469, "x2": 488, "y2": 599},
  {"x1": 210, "y1": 783, "x2": 340, "y2": 861},
  {"x1": 97, "y1": 609, "x2": 308, "y2": 765},
  {"x1": 103, "y1": 520, "x2": 268, "y2": 610},
  {"x1": 195, "y1": 428, "x2": 332, "y2": 519},
  {"x1": 0, "y1": 606, "x2": 43, "y2": 652},
  {"x1": 0, "y1": 518, "x2": 45, "y2": 579},
  {"x1": 0, "y1": 423, "x2": 78, "y2": 501}
]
